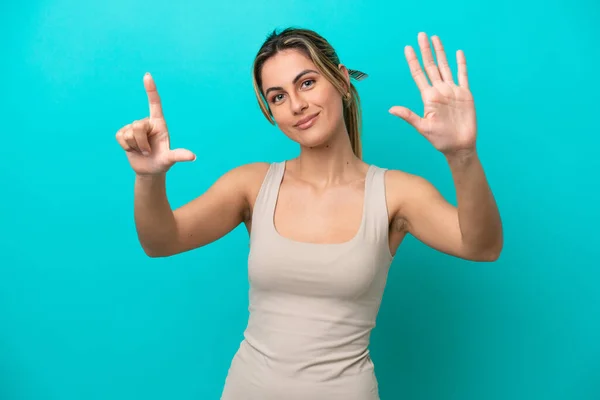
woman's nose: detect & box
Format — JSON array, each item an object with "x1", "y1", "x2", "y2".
[{"x1": 289, "y1": 93, "x2": 308, "y2": 114}]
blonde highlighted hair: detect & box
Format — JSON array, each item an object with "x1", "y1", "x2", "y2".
[{"x1": 252, "y1": 27, "x2": 368, "y2": 159}]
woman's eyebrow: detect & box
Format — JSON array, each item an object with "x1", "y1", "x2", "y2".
[{"x1": 264, "y1": 69, "x2": 319, "y2": 96}]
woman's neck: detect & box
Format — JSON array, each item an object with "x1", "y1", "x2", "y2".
[{"x1": 290, "y1": 134, "x2": 366, "y2": 186}]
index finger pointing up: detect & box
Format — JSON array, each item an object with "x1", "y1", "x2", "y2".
[{"x1": 143, "y1": 73, "x2": 164, "y2": 119}]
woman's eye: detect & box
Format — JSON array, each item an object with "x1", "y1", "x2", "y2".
[{"x1": 270, "y1": 80, "x2": 314, "y2": 103}]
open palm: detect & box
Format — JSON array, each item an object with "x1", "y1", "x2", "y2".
[{"x1": 390, "y1": 32, "x2": 477, "y2": 155}]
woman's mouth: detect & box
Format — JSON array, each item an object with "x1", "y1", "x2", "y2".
[{"x1": 294, "y1": 112, "x2": 320, "y2": 130}]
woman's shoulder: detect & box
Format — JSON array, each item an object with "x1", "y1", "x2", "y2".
[
  {"x1": 225, "y1": 161, "x2": 272, "y2": 187},
  {"x1": 382, "y1": 167, "x2": 422, "y2": 187},
  {"x1": 380, "y1": 166, "x2": 444, "y2": 215},
  {"x1": 228, "y1": 161, "x2": 273, "y2": 196},
  {"x1": 235, "y1": 161, "x2": 272, "y2": 175}
]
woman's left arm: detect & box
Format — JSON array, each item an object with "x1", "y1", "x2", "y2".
[
  {"x1": 446, "y1": 149, "x2": 503, "y2": 260},
  {"x1": 388, "y1": 32, "x2": 503, "y2": 261}
]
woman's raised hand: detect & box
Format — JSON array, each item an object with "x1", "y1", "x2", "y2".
[{"x1": 115, "y1": 73, "x2": 196, "y2": 176}]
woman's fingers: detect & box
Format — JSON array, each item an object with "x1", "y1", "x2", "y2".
[
  {"x1": 405, "y1": 45, "x2": 430, "y2": 92},
  {"x1": 116, "y1": 119, "x2": 152, "y2": 154},
  {"x1": 131, "y1": 119, "x2": 152, "y2": 155},
  {"x1": 115, "y1": 127, "x2": 133, "y2": 152},
  {"x1": 431, "y1": 35, "x2": 454, "y2": 84}
]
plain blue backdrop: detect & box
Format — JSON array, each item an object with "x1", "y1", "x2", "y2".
[{"x1": 1, "y1": 0, "x2": 599, "y2": 399}]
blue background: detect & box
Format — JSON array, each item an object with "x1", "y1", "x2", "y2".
[{"x1": 1, "y1": 0, "x2": 599, "y2": 399}]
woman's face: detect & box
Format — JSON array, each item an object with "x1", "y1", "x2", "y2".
[{"x1": 260, "y1": 49, "x2": 348, "y2": 149}]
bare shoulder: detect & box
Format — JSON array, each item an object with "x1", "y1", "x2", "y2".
[
  {"x1": 384, "y1": 168, "x2": 434, "y2": 200},
  {"x1": 231, "y1": 162, "x2": 271, "y2": 220},
  {"x1": 383, "y1": 168, "x2": 441, "y2": 222},
  {"x1": 237, "y1": 161, "x2": 271, "y2": 178},
  {"x1": 219, "y1": 161, "x2": 270, "y2": 187},
  {"x1": 189, "y1": 161, "x2": 270, "y2": 219},
  {"x1": 235, "y1": 161, "x2": 271, "y2": 189}
]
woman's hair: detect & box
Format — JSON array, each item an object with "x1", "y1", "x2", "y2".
[{"x1": 252, "y1": 27, "x2": 366, "y2": 159}]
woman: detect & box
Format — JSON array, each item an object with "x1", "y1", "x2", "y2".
[{"x1": 115, "y1": 27, "x2": 502, "y2": 400}]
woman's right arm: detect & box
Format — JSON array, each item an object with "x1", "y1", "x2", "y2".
[
  {"x1": 134, "y1": 163, "x2": 264, "y2": 257},
  {"x1": 117, "y1": 73, "x2": 266, "y2": 257}
]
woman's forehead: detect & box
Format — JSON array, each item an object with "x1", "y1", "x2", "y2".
[{"x1": 261, "y1": 50, "x2": 317, "y2": 86}]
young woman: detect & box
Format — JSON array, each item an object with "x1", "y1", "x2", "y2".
[{"x1": 115, "y1": 27, "x2": 503, "y2": 400}]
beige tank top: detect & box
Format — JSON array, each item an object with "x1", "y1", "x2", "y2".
[{"x1": 221, "y1": 161, "x2": 394, "y2": 400}]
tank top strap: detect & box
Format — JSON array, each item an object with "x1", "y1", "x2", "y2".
[
  {"x1": 251, "y1": 161, "x2": 285, "y2": 236},
  {"x1": 361, "y1": 165, "x2": 391, "y2": 246}
]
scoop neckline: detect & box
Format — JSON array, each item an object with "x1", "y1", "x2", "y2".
[{"x1": 270, "y1": 161, "x2": 373, "y2": 247}]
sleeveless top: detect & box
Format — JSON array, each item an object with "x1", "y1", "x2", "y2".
[{"x1": 220, "y1": 161, "x2": 395, "y2": 400}]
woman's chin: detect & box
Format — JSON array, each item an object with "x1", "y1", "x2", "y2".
[{"x1": 294, "y1": 131, "x2": 333, "y2": 149}]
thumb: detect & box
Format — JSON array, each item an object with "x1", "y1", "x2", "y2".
[
  {"x1": 389, "y1": 106, "x2": 423, "y2": 132},
  {"x1": 167, "y1": 148, "x2": 197, "y2": 164}
]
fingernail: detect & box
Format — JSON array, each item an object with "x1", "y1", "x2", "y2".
[{"x1": 142, "y1": 151, "x2": 149, "y2": 156}]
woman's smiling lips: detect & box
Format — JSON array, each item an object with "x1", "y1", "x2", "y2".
[{"x1": 294, "y1": 112, "x2": 320, "y2": 129}]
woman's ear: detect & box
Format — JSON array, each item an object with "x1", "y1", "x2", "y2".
[{"x1": 338, "y1": 63, "x2": 351, "y2": 91}]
